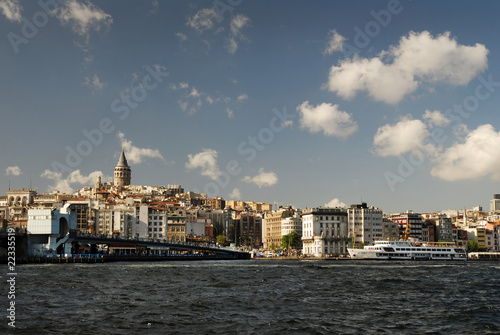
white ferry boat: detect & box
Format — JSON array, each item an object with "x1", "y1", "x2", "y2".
[{"x1": 347, "y1": 240, "x2": 467, "y2": 261}]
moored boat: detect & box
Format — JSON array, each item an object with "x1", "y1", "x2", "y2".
[{"x1": 347, "y1": 240, "x2": 467, "y2": 260}]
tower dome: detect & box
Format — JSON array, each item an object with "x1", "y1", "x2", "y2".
[{"x1": 114, "y1": 147, "x2": 131, "y2": 188}]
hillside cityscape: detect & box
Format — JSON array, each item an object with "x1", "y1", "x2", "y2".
[{"x1": 2, "y1": 148, "x2": 498, "y2": 257}]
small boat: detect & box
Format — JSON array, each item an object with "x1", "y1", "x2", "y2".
[{"x1": 347, "y1": 239, "x2": 467, "y2": 261}]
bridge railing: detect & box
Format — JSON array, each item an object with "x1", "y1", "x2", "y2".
[{"x1": 75, "y1": 232, "x2": 225, "y2": 249}]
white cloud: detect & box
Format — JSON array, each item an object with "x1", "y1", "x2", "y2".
[
  {"x1": 242, "y1": 168, "x2": 278, "y2": 188},
  {"x1": 327, "y1": 31, "x2": 488, "y2": 105},
  {"x1": 228, "y1": 188, "x2": 241, "y2": 200},
  {"x1": 323, "y1": 29, "x2": 345, "y2": 55},
  {"x1": 41, "y1": 169, "x2": 109, "y2": 193},
  {"x1": 117, "y1": 132, "x2": 165, "y2": 164},
  {"x1": 431, "y1": 124, "x2": 500, "y2": 181},
  {"x1": 373, "y1": 118, "x2": 430, "y2": 157},
  {"x1": 175, "y1": 32, "x2": 187, "y2": 41},
  {"x1": 0, "y1": 0, "x2": 22, "y2": 22},
  {"x1": 282, "y1": 120, "x2": 293, "y2": 128},
  {"x1": 226, "y1": 107, "x2": 234, "y2": 119},
  {"x1": 189, "y1": 87, "x2": 201, "y2": 97},
  {"x1": 83, "y1": 74, "x2": 106, "y2": 91},
  {"x1": 57, "y1": 0, "x2": 112, "y2": 44},
  {"x1": 226, "y1": 37, "x2": 239, "y2": 54},
  {"x1": 178, "y1": 100, "x2": 188, "y2": 112},
  {"x1": 185, "y1": 148, "x2": 221, "y2": 180},
  {"x1": 187, "y1": 8, "x2": 220, "y2": 32},
  {"x1": 206, "y1": 96, "x2": 214, "y2": 104},
  {"x1": 325, "y1": 198, "x2": 346, "y2": 208},
  {"x1": 423, "y1": 109, "x2": 450, "y2": 128},
  {"x1": 5, "y1": 166, "x2": 21, "y2": 176},
  {"x1": 237, "y1": 93, "x2": 248, "y2": 102},
  {"x1": 225, "y1": 14, "x2": 250, "y2": 54},
  {"x1": 297, "y1": 101, "x2": 358, "y2": 139},
  {"x1": 230, "y1": 14, "x2": 250, "y2": 35}
]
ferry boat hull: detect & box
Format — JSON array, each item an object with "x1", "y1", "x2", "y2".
[{"x1": 347, "y1": 240, "x2": 467, "y2": 261}]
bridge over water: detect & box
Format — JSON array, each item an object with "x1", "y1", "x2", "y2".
[{"x1": 71, "y1": 232, "x2": 250, "y2": 260}]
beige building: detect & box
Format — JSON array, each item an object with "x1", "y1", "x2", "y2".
[{"x1": 262, "y1": 207, "x2": 293, "y2": 249}]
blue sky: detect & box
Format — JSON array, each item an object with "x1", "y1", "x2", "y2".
[{"x1": 2, "y1": 0, "x2": 500, "y2": 213}]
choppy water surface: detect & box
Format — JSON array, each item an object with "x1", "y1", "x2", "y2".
[{"x1": 2, "y1": 260, "x2": 499, "y2": 334}]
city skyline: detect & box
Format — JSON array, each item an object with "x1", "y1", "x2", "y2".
[{"x1": 2, "y1": 1, "x2": 500, "y2": 213}]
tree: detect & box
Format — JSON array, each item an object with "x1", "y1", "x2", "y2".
[
  {"x1": 468, "y1": 240, "x2": 479, "y2": 252},
  {"x1": 216, "y1": 235, "x2": 226, "y2": 245},
  {"x1": 282, "y1": 231, "x2": 300, "y2": 250},
  {"x1": 228, "y1": 224, "x2": 236, "y2": 243}
]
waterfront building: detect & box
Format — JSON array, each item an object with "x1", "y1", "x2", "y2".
[
  {"x1": 434, "y1": 216, "x2": 453, "y2": 242},
  {"x1": 7, "y1": 188, "x2": 36, "y2": 221},
  {"x1": 281, "y1": 211, "x2": 303, "y2": 250},
  {"x1": 421, "y1": 220, "x2": 436, "y2": 243},
  {"x1": 262, "y1": 207, "x2": 293, "y2": 249},
  {"x1": 168, "y1": 212, "x2": 187, "y2": 242},
  {"x1": 27, "y1": 205, "x2": 77, "y2": 256},
  {"x1": 347, "y1": 203, "x2": 383, "y2": 245},
  {"x1": 389, "y1": 211, "x2": 423, "y2": 240},
  {"x1": 114, "y1": 148, "x2": 131, "y2": 189},
  {"x1": 382, "y1": 218, "x2": 399, "y2": 240},
  {"x1": 234, "y1": 212, "x2": 262, "y2": 247},
  {"x1": 452, "y1": 224, "x2": 468, "y2": 247},
  {"x1": 301, "y1": 207, "x2": 349, "y2": 257},
  {"x1": 186, "y1": 216, "x2": 209, "y2": 238},
  {"x1": 95, "y1": 207, "x2": 135, "y2": 236}
]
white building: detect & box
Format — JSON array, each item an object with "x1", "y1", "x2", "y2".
[
  {"x1": 27, "y1": 205, "x2": 77, "y2": 256},
  {"x1": 281, "y1": 212, "x2": 302, "y2": 236},
  {"x1": 490, "y1": 194, "x2": 500, "y2": 211},
  {"x1": 347, "y1": 203, "x2": 383, "y2": 245},
  {"x1": 186, "y1": 216, "x2": 211, "y2": 237},
  {"x1": 301, "y1": 207, "x2": 349, "y2": 257},
  {"x1": 95, "y1": 207, "x2": 134, "y2": 236}
]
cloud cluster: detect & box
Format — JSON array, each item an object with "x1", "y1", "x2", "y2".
[
  {"x1": 423, "y1": 109, "x2": 451, "y2": 128},
  {"x1": 117, "y1": 132, "x2": 165, "y2": 164},
  {"x1": 297, "y1": 101, "x2": 358, "y2": 139},
  {"x1": 325, "y1": 198, "x2": 347, "y2": 208},
  {"x1": 242, "y1": 168, "x2": 278, "y2": 188},
  {"x1": 57, "y1": 0, "x2": 113, "y2": 44},
  {"x1": 172, "y1": 81, "x2": 246, "y2": 117},
  {"x1": 41, "y1": 169, "x2": 109, "y2": 193},
  {"x1": 185, "y1": 148, "x2": 221, "y2": 180},
  {"x1": 186, "y1": 8, "x2": 220, "y2": 32},
  {"x1": 5, "y1": 166, "x2": 22, "y2": 176},
  {"x1": 373, "y1": 117, "x2": 430, "y2": 157},
  {"x1": 431, "y1": 124, "x2": 500, "y2": 181},
  {"x1": 327, "y1": 31, "x2": 488, "y2": 104},
  {"x1": 83, "y1": 74, "x2": 106, "y2": 91},
  {"x1": 0, "y1": 0, "x2": 22, "y2": 22},
  {"x1": 226, "y1": 14, "x2": 250, "y2": 54},
  {"x1": 323, "y1": 29, "x2": 345, "y2": 55},
  {"x1": 186, "y1": 7, "x2": 250, "y2": 54}
]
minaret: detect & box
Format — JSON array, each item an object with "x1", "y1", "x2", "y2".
[{"x1": 114, "y1": 147, "x2": 131, "y2": 188}]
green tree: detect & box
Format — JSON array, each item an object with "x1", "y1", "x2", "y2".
[
  {"x1": 216, "y1": 235, "x2": 226, "y2": 245},
  {"x1": 228, "y1": 224, "x2": 236, "y2": 243},
  {"x1": 282, "y1": 231, "x2": 300, "y2": 250},
  {"x1": 468, "y1": 240, "x2": 479, "y2": 252}
]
